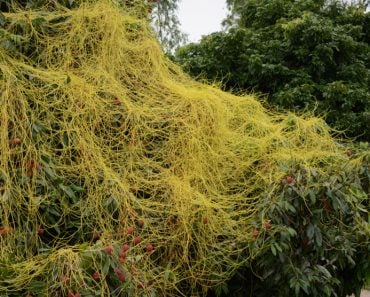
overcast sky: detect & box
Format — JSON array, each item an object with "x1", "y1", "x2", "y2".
[
  {"x1": 177, "y1": 0, "x2": 368, "y2": 44},
  {"x1": 178, "y1": 0, "x2": 228, "y2": 43}
]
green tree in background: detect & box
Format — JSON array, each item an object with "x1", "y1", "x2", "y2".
[
  {"x1": 150, "y1": 0, "x2": 187, "y2": 52},
  {"x1": 175, "y1": 0, "x2": 370, "y2": 141}
]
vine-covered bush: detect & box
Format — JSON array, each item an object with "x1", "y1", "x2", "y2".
[{"x1": 0, "y1": 0, "x2": 368, "y2": 296}]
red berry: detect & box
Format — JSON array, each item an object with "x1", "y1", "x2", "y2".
[
  {"x1": 203, "y1": 217, "x2": 209, "y2": 224},
  {"x1": 133, "y1": 236, "x2": 142, "y2": 245},
  {"x1": 119, "y1": 251, "x2": 127, "y2": 259},
  {"x1": 0, "y1": 226, "x2": 13, "y2": 237},
  {"x1": 105, "y1": 246, "x2": 113, "y2": 255},
  {"x1": 76, "y1": 101, "x2": 84, "y2": 108},
  {"x1": 60, "y1": 275, "x2": 69, "y2": 285},
  {"x1": 137, "y1": 219, "x2": 144, "y2": 227},
  {"x1": 264, "y1": 221, "x2": 271, "y2": 230},
  {"x1": 9, "y1": 138, "x2": 21, "y2": 145},
  {"x1": 38, "y1": 226, "x2": 45, "y2": 236},
  {"x1": 114, "y1": 268, "x2": 126, "y2": 282},
  {"x1": 286, "y1": 176, "x2": 294, "y2": 184},
  {"x1": 137, "y1": 283, "x2": 143, "y2": 289},
  {"x1": 146, "y1": 244, "x2": 154, "y2": 252},
  {"x1": 127, "y1": 227, "x2": 135, "y2": 235},
  {"x1": 252, "y1": 228, "x2": 259, "y2": 238},
  {"x1": 112, "y1": 98, "x2": 121, "y2": 105},
  {"x1": 166, "y1": 216, "x2": 176, "y2": 226},
  {"x1": 27, "y1": 160, "x2": 41, "y2": 170},
  {"x1": 118, "y1": 273, "x2": 126, "y2": 282},
  {"x1": 93, "y1": 231, "x2": 101, "y2": 240},
  {"x1": 92, "y1": 271, "x2": 101, "y2": 281},
  {"x1": 346, "y1": 151, "x2": 353, "y2": 157},
  {"x1": 119, "y1": 257, "x2": 126, "y2": 264},
  {"x1": 114, "y1": 268, "x2": 122, "y2": 275},
  {"x1": 147, "y1": 279, "x2": 154, "y2": 286},
  {"x1": 121, "y1": 243, "x2": 129, "y2": 251}
]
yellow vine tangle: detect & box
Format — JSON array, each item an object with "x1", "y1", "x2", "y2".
[{"x1": 0, "y1": 1, "x2": 351, "y2": 296}]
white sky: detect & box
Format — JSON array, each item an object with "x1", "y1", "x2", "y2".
[
  {"x1": 178, "y1": 0, "x2": 228, "y2": 43},
  {"x1": 177, "y1": 0, "x2": 369, "y2": 44}
]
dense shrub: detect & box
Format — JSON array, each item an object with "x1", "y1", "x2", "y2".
[{"x1": 210, "y1": 146, "x2": 370, "y2": 297}]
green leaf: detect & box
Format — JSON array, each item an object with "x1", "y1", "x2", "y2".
[
  {"x1": 346, "y1": 255, "x2": 355, "y2": 266},
  {"x1": 40, "y1": 155, "x2": 52, "y2": 164},
  {"x1": 42, "y1": 164, "x2": 57, "y2": 180},
  {"x1": 54, "y1": 225, "x2": 61, "y2": 235},
  {"x1": 32, "y1": 122, "x2": 44, "y2": 134},
  {"x1": 70, "y1": 184, "x2": 84, "y2": 192},
  {"x1": 38, "y1": 248, "x2": 51, "y2": 254},
  {"x1": 307, "y1": 223, "x2": 315, "y2": 240},
  {"x1": 275, "y1": 243, "x2": 282, "y2": 253},
  {"x1": 221, "y1": 283, "x2": 229, "y2": 295},
  {"x1": 62, "y1": 133, "x2": 69, "y2": 146},
  {"x1": 164, "y1": 270, "x2": 176, "y2": 282},
  {"x1": 331, "y1": 196, "x2": 342, "y2": 211},
  {"x1": 102, "y1": 257, "x2": 110, "y2": 275},
  {"x1": 324, "y1": 285, "x2": 332, "y2": 296},
  {"x1": 52, "y1": 176, "x2": 64, "y2": 186},
  {"x1": 285, "y1": 201, "x2": 296, "y2": 213},
  {"x1": 32, "y1": 17, "x2": 46, "y2": 28},
  {"x1": 314, "y1": 228, "x2": 322, "y2": 247},
  {"x1": 104, "y1": 195, "x2": 118, "y2": 212},
  {"x1": 271, "y1": 244, "x2": 277, "y2": 256},
  {"x1": 1, "y1": 40, "x2": 16, "y2": 52},
  {"x1": 317, "y1": 265, "x2": 331, "y2": 278},
  {"x1": 9, "y1": 34, "x2": 25, "y2": 44},
  {"x1": 294, "y1": 282, "x2": 300, "y2": 296},
  {"x1": 48, "y1": 207, "x2": 60, "y2": 217},
  {"x1": 29, "y1": 280, "x2": 46, "y2": 293},
  {"x1": 308, "y1": 190, "x2": 316, "y2": 204},
  {"x1": 286, "y1": 227, "x2": 297, "y2": 237},
  {"x1": 0, "y1": 13, "x2": 6, "y2": 27},
  {"x1": 59, "y1": 184, "x2": 77, "y2": 202}
]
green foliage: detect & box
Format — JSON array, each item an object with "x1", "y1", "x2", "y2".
[
  {"x1": 175, "y1": 0, "x2": 370, "y2": 141},
  {"x1": 209, "y1": 148, "x2": 370, "y2": 297},
  {"x1": 150, "y1": 0, "x2": 187, "y2": 52},
  {"x1": 224, "y1": 0, "x2": 326, "y2": 28}
]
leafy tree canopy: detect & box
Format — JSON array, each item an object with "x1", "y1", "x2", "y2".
[
  {"x1": 175, "y1": 0, "x2": 370, "y2": 141},
  {"x1": 150, "y1": 0, "x2": 187, "y2": 52}
]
